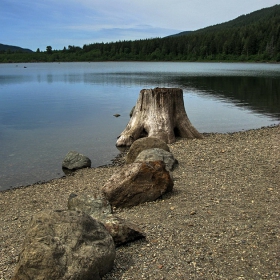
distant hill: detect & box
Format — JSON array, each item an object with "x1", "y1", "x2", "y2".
[
  {"x1": 159, "y1": 4, "x2": 280, "y2": 61},
  {"x1": 170, "y1": 4, "x2": 280, "y2": 36},
  {"x1": 79, "y1": 3, "x2": 280, "y2": 62},
  {"x1": 0, "y1": 43, "x2": 33, "y2": 53},
  {"x1": 166, "y1": 31, "x2": 193, "y2": 38}
]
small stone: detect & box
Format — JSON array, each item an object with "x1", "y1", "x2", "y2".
[
  {"x1": 125, "y1": 137, "x2": 170, "y2": 164},
  {"x1": 62, "y1": 151, "x2": 91, "y2": 171},
  {"x1": 135, "y1": 148, "x2": 178, "y2": 171}
]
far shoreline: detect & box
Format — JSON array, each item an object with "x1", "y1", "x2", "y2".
[{"x1": 1, "y1": 60, "x2": 280, "y2": 65}]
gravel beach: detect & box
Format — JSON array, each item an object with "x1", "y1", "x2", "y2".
[{"x1": 0, "y1": 125, "x2": 279, "y2": 280}]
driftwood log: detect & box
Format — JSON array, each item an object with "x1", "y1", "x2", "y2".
[{"x1": 116, "y1": 88, "x2": 203, "y2": 146}]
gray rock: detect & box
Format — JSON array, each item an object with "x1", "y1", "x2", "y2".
[
  {"x1": 62, "y1": 151, "x2": 91, "y2": 170},
  {"x1": 12, "y1": 210, "x2": 115, "y2": 280},
  {"x1": 68, "y1": 193, "x2": 112, "y2": 220},
  {"x1": 102, "y1": 161, "x2": 173, "y2": 208},
  {"x1": 126, "y1": 137, "x2": 170, "y2": 164},
  {"x1": 102, "y1": 215, "x2": 145, "y2": 246},
  {"x1": 135, "y1": 148, "x2": 178, "y2": 171},
  {"x1": 67, "y1": 194, "x2": 145, "y2": 246}
]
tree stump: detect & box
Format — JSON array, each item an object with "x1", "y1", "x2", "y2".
[{"x1": 116, "y1": 88, "x2": 203, "y2": 146}]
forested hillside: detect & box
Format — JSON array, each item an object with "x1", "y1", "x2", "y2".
[
  {"x1": 0, "y1": 44, "x2": 33, "y2": 53},
  {"x1": 1, "y1": 4, "x2": 279, "y2": 63}
]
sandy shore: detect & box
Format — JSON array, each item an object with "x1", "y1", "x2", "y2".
[{"x1": 0, "y1": 125, "x2": 279, "y2": 280}]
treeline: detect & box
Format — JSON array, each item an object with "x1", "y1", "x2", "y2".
[{"x1": 1, "y1": 5, "x2": 280, "y2": 63}]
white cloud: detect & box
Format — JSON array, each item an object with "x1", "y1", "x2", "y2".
[{"x1": 65, "y1": 0, "x2": 280, "y2": 30}]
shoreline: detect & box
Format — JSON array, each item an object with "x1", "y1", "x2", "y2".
[
  {"x1": 0, "y1": 124, "x2": 279, "y2": 279},
  {"x1": 0, "y1": 148, "x2": 129, "y2": 194},
  {"x1": 1, "y1": 124, "x2": 278, "y2": 194}
]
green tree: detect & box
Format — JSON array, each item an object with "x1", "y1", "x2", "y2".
[{"x1": 46, "y1": 46, "x2": 52, "y2": 54}]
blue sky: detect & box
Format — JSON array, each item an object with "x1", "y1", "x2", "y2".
[{"x1": 1, "y1": 0, "x2": 279, "y2": 51}]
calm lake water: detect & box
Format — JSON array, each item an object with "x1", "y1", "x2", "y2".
[{"x1": 0, "y1": 62, "x2": 279, "y2": 191}]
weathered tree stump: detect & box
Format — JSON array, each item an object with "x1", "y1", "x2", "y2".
[{"x1": 116, "y1": 87, "x2": 203, "y2": 146}]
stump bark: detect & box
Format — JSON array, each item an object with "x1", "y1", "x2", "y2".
[{"x1": 116, "y1": 88, "x2": 203, "y2": 146}]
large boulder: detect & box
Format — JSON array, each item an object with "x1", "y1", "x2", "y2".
[
  {"x1": 102, "y1": 161, "x2": 173, "y2": 208},
  {"x1": 12, "y1": 210, "x2": 115, "y2": 280},
  {"x1": 126, "y1": 137, "x2": 170, "y2": 164},
  {"x1": 68, "y1": 193, "x2": 112, "y2": 220},
  {"x1": 62, "y1": 151, "x2": 91, "y2": 171},
  {"x1": 67, "y1": 194, "x2": 145, "y2": 246},
  {"x1": 135, "y1": 148, "x2": 178, "y2": 171}
]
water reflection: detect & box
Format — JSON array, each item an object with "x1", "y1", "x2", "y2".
[
  {"x1": 0, "y1": 74, "x2": 33, "y2": 84},
  {"x1": 79, "y1": 73, "x2": 280, "y2": 119},
  {"x1": 47, "y1": 74, "x2": 53, "y2": 83},
  {"x1": 174, "y1": 76, "x2": 280, "y2": 118},
  {"x1": 1, "y1": 62, "x2": 280, "y2": 122}
]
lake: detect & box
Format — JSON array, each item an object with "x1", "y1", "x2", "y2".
[{"x1": 0, "y1": 62, "x2": 279, "y2": 191}]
